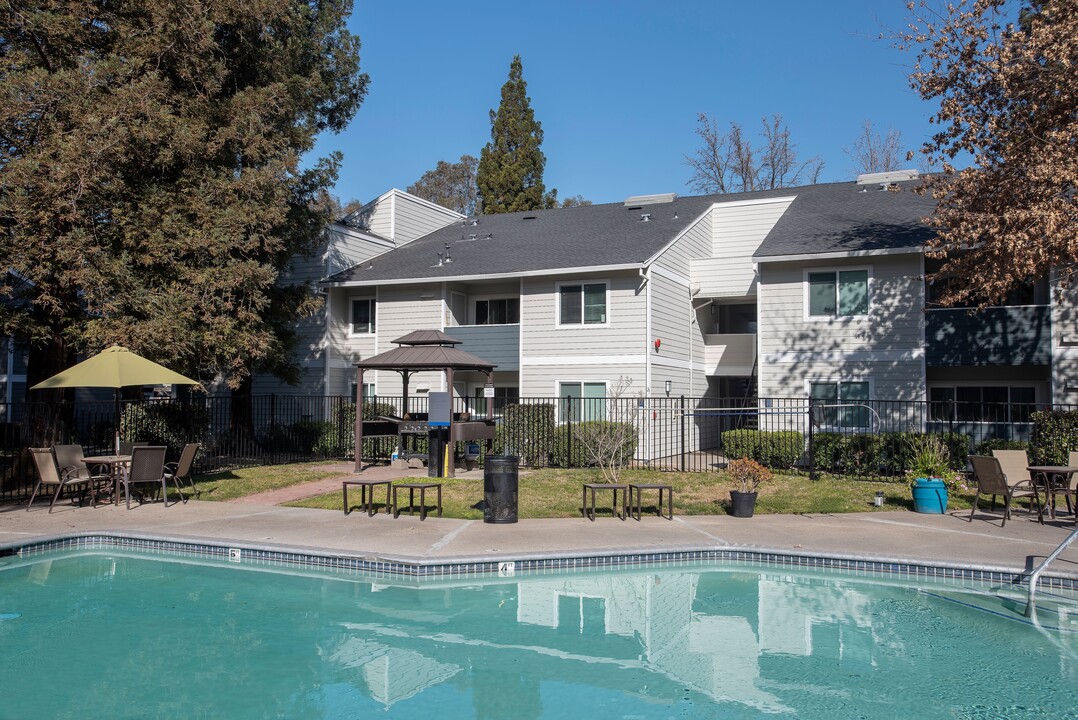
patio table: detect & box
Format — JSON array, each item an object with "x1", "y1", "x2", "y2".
[
  {"x1": 1026, "y1": 466, "x2": 1078, "y2": 523},
  {"x1": 83, "y1": 455, "x2": 132, "y2": 505}
]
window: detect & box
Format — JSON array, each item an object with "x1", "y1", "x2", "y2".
[
  {"x1": 475, "y1": 298, "x2": 520, "y2": 325},
  {"x1": 807, "y1": 270, "x2": 869, "y2": 318},
  {"x1": 472, "y1": 386, "x2": 519, "y2": 415},
  {"x1": 348, "y1": 383, "x2": 376, "y2": 403},
  {"x1": 810, "y1": 381, "x2": 870, "y2": 428},
  {"x1": 559, "y1": 382, "x2": 606, "y2": 422},
  {"x1": 559, "y1": 283, "x2": 607, "y2": 325},
  {"x1": 350, "y1": 298, "x2": 375, "y2": 335},
  {"x1": 929, "y1": 386, "x2": 1036, "y2": 423}
]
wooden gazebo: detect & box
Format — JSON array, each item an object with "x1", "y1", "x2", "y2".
[{"x1": 353, "y1": 330, "x2": 497, "y2": 475}]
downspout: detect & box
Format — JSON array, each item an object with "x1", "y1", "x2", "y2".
[{"x1": 642, "y1": 265, "x2": 652, "y2": 464}]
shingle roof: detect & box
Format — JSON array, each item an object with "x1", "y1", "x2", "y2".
[
  {"x1": 752, "y1": 179, "x2": 936, "y2": 259},
  {"x1": 322, "y1": 180, "x2": 935, "y2": 286}
]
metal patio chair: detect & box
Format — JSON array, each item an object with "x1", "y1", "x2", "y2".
[
  {"x1": 119, "y1": 446, "x2": 181, "y2": 509},
  {"x1": 27, "y1": 448, "x2": 101, "y2": 512},
  {"x1": 165, "y1": 443, "x2": 201, "y2": 501},
  {"x1": 968, "y1": 455, "x2": 1041, "y2": 526}
]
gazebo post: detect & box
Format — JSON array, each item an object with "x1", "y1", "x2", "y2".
[
  {"x1": 445, "y1": 367, "x2": 455, "y2": 478},
  {"x1": 354, "y1": 366, "x2": 365, "y2": 472},
  {"x1": 400, "y1": 370, "x2": 411, "y2": 459}
]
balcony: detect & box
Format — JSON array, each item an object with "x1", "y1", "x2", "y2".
[
  {"x1": 446, "y1": 324, "x2": 520, "y2": 371},
  {"x1": 702, "y1": 333, "x2": 756, "y2": 376},
  {"x1": 925, "y1": 306, "x2": 1051, "y2": 366}
]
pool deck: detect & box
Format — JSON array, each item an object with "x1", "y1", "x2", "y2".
[{"x1": 2, "y1": 495, "x2": 1077, "y2": 579}]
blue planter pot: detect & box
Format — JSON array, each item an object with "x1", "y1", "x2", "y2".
[{"x1": 912, "y1": 478, "x2": 948, "y2": 513}]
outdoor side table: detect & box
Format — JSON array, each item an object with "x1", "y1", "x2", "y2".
[
  {"x1": 392, "y1": 482, "x2": 443, "y2": 520},
  {"x1": 342, "y1": 478, "x2": 392, "y2": 516},
  {"x1": 627, "y1": 483, "x2": 673, "y2": 521},
  {"x1": 582, "y1": 483, "x2": 627, "y2": 521}
]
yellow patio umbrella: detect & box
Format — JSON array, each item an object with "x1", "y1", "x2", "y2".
[{"x1": 30, "y1": 345, "x2": 199, "y2": 453}]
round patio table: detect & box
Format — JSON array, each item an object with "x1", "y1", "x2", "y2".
[
  {"x1": 83, "y1": 455, "x2": 132, "y2": 505},
  {"x1": 1026, "y1": 466, "x2": 1078, "y2": 523}
]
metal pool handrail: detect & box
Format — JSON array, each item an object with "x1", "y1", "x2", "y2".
[{"x1": 1024, "y1": 524, "x2": 1078, "y2": 618}]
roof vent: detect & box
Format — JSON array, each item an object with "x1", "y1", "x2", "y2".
[
  {"x1": 856, "y1": 169, "x2": 919, "y2": 185},
  {"x1": 640, "y1": 213, "x2": 651, "y2": 222},
  {"x1": 624, "y1": 192, "x2": 677, "y2": 207},
  {"x1": 522, "y1": 215, "x2": 537, "y2": 220}
]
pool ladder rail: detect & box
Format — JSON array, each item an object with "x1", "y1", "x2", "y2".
[{"x1": 1023, "y1": 524, "x2": 1078, "y2": 618}]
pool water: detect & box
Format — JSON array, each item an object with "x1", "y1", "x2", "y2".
[{"x1": 1, "y1": 552, "x2": 1076, "y2": 719}]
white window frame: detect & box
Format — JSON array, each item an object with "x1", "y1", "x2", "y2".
[
  {"x1": 802, "y1": 266, "x2": 872, "y2": 321},
  {"x1": 348, "y1": 297, "x2": 376, "y2": 337},
  {"x1": 472, "y1": 295, "x2": 521, "y2": 326},
  {"x1": 556, "y1": 379, "x2": 608, "y2": 423},
  {"x1": 555, "y1": 279, "x2": 610, "y2": 328},
  {"x1": 805, "y1": 378, "x2": 874, "y2": 430}
]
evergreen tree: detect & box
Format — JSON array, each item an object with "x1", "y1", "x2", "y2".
[
  {"x1": 0, "y1": 0, "x2": 368, "y2": 389},
  {"x1": 477, "y1": 55, "x2": 556, "y2": 214}
]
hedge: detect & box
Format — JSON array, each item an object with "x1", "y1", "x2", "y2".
[
  {"x1": 811, "y1": 431, "x2": 971, "y2": 476},
  {"x1": 721, "y1": 430, "x2": 804, "y2": 469},
  {"x1": 1029, "y1": 409, "x2": 1078, "y2": 465},
  {"x1": 496, "y1": 404, "x2": 556, "y2": 467}
]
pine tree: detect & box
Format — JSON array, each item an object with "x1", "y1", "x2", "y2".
[{"x1": 477, "y1": 56, "x2": 556, "y2": 214}]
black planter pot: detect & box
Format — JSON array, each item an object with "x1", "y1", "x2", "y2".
[{"x1": 729, "y1": 490, "x2": 758, "y2": 518}]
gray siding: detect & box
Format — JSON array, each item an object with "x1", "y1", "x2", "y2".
[
  {"x1": 519, "y1": 271, "x2": 647, "y2": 395},
  {"x1": 756, "y1": 254, "x2": 924, "y2": 400},
  {"x1": 691, "y1": 197, "x2": 794, "y2": 298}
]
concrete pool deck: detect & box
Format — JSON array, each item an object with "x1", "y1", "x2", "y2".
[{"x1": 2, "y1": 497, "x2": 1077, "y2": 579}]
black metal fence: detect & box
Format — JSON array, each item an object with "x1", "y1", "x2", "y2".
[{"x1": 0, "y1": 393, "x2": 1062, "y2": 500}]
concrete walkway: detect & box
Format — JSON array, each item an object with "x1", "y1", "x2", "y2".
[{"x1": 3, "y1": 496, "x2": 1077, "y2": 580}]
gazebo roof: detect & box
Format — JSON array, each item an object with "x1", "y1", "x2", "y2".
[{"x1": 354, "y1": 330, "x2": 496, "y2": 372}]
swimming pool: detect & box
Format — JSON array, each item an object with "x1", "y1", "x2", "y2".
[{"x1": 1, "y1": 547, "x2": 1076, "y2": 719}]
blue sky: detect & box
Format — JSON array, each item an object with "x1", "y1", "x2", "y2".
[{"x1": 313, "y1": 0, "x2": 934, "y2": 207}]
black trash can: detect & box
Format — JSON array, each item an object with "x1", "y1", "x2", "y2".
[{"x1": 483, "y1": 455, "x2": 519, "y2": 524}]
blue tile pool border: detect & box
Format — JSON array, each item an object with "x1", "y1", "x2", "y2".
[{"x1": 3, "y1": 532, "x2": 1077, "y2": 597}]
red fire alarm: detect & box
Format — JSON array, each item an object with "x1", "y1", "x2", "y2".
[{"x1": 654, "y1": 338, "x2": 661, "y2": 351}]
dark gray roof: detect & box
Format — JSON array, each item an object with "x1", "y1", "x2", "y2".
[
  {"x1": 323, "y1": 180, "x2": 935, "y2": 285},
  {"x1": 355, "y1": 345, "x2": 496, "y2": 371},
  {"x1": 753, "y1": 180, "x2": 935, "y2": 259},
  {"x1": 392, "y1": 330, "x2": 462, "y2": 346}
]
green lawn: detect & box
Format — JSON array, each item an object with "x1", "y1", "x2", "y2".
[
  {"x1": 280, "y1": 467, "x2": 990, "y2": 519},
  {"x1": 190, "y1": 462, "x2": 349, "y2": 502},
  {"x1": 188, "y1": 462, "x2": 1006, "y2": 519}
]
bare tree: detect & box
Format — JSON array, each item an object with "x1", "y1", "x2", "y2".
[
  {"x1": 575, "y1": 377, "x2": 641, "y2": 484},
  {"x1": 686, "y1": 113, "x2": 823, "y2": 194},
  {"x1": 844, "y1": 120, "x2": 904, "y2": 176},
  {"x1": 686, "y1": 113, "x2": 735, "y2": 194},
  {"x1": 760, "y1": 115, "x2": 824, "y2": 189}
]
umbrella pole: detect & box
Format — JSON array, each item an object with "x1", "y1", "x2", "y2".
[{"x1": 115, "y1": 390, "x2": 121, "y2": 455}]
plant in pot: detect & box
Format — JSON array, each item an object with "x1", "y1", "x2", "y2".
[
  {"x1": 727, "y1": 457, "x2": 771, "y2": 518},
  {"x1": 906, "y1": 435, "x2": 961, "y2": 514}
]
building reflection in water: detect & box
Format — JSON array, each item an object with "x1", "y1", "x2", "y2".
[{"x1": 327, "y1": 568, "x2": 891, "y2": 715}]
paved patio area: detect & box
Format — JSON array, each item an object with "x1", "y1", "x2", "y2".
[{"x1": 3, "y1": 495, "x2": 1076, "y2": 579}]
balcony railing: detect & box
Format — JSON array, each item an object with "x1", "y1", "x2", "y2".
[{"x1": 446, "y1": 324, "x2": 520, "y2": 370}]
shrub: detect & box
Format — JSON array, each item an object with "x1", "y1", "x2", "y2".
[
  {"x1": 721, "y1": 430, "x2": 803, "y2": 469},
  {"x1": 496, "y1": 404, "x2": 556, "y2": 467},
  {"x1": 554, "y1": 420, "x2": 638, "y2": 473},
  {"x1": 121, "y1": 400, "x2": 211, "y2": 455},
  {"x1": 318, "y1": 401, "x2": 400, "y2": 459},
  {"x1": 1029, "y1": 409, "x2": 1078, "y2": 465},
  {"x1": 727, "y1": 457, "x2": 772, "y2": 493},
  {"x1": 973, "y1": 437, "x2": 1028, "y2": 456}
]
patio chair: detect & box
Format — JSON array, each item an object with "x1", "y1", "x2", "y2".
[
  {"x1": 27, "y1": 448, "x2": 100, "y2": 512},
  {"x1": 120, "y1": 446, "x2": 180, "y2": 509},
  {"x1": 969, "y1": 455, "x2": 1041, "y2": 526},
  {"x1": 52, "y1": 444, "x2": 111, "y2": 489},
  {"x1": 118, "y1": 441, "x2": 150, "y2": 456},
  {"x1": 165, "y1": 443, "x2": 200, "y2": 501}
]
